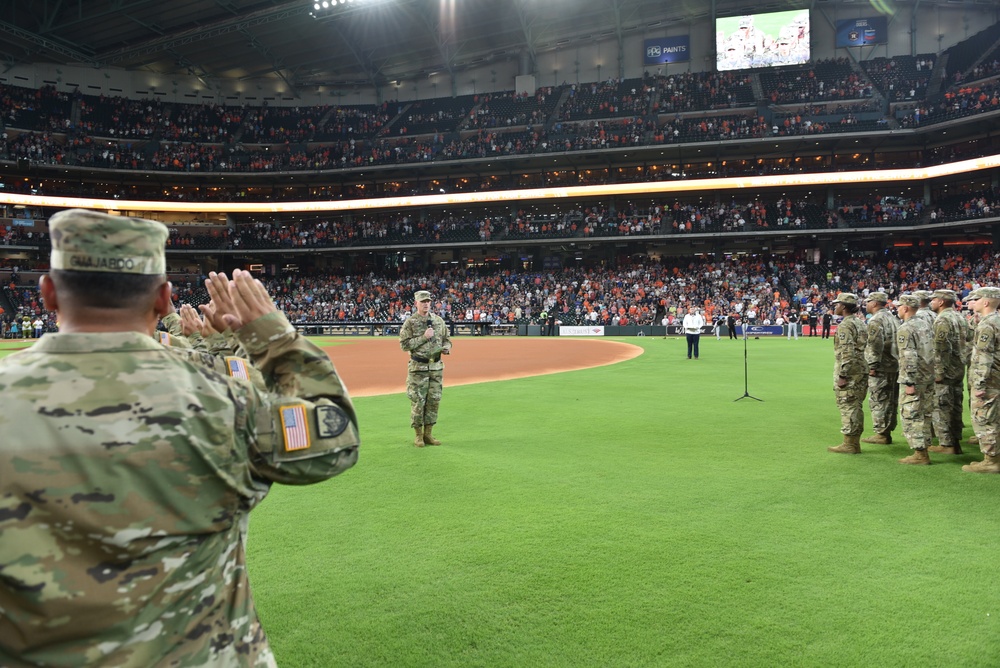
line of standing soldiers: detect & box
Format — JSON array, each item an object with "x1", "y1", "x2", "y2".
[{"x1": 828, "y1": 287, "x2": 1000, "y2": 472}]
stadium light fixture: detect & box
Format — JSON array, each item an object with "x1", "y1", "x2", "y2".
[{"x1": 310, "y1": 0, "x2": 357, "y2": 17}]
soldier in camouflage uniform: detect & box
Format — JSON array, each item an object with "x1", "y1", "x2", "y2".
[
  {"x1": 400, "y1": 289, "x2": 452, "y2": 447},
  {"x1": 928, "y1": 289, "x2": 967, "y2": 455},
  {"x1": 895, "y1": 294, "x2": 935, "y2": 464},
  {"x1": 963, "y1": 287, "x2": 1000, "y2": 473},
  {"x1": 965, "y1": 306, "x2": 980, "y2": 446},
  {"x1": 828, "y1": 293, "x2": 868, "y2": 454},
  {"x1": 0, "y1": 210, "x2": 360, "y2": 667},
  {"x1": 913, "y1": 289, "x2": 937, "y2": 328},
  {"x1": 862, "y1": 292, "x2": 899, "y2": 445}
]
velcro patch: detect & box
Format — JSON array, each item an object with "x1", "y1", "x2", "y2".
[
  {"x1": 279, "y1": 405, "x2": 311, "y2": 452},
  {"x1": 158, "y1": 332, "x2": 171, "y2": 346},
  {"x1": 316, "y1": 405, "x2": 351, "y2": 438},
  {"x1": 225, "y1": 356, "x2": 250, "y2": 381}
]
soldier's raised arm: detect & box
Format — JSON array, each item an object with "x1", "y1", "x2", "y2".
[{"x1": 219, "y1": 269, "x2": 359, "y2": 484}]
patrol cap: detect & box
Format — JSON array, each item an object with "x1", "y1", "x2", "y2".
[
  {"x1": 931, "y1": 289, "x2": 957, "y2": 302},
  {"x1": 969, "y1": 287, "x2": 1000, "y2": 301},
  {"x1": 913, "y1": 290, "x2": 934, "y2": 302},
  {"x1": 49, "y1": 209, "x2": 167, "y2": 275},
  {"x1": 414, "y1": 290, "x2": 432, "y2": 302},
  {"x1": 897, "y1": 294, "x2": 920, "y2": 308},
  {"x1": 831, "y1": 292, "x2": 858, "y2": 305},
  {"x1": 866, "y1": 292, "x2": 889, "y2": 304}
]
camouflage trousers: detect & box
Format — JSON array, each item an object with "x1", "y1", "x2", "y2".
[
  {"x1": 971, "y1": 389, "x2": 1000, "y2": 457},
  {"x1": 835, "y1": 379, "x2": 867, "y2": 436},
  {"x1": 407, "y1": 370, "x2": 443, "y2": 428},
  {"x1": 899, "y1": 384, "x2": 933, "y2": 450},
  {"x1": 867, "y1": 373, "x2": 898, "y2": 436},
  {"x1": 932, "y1": 382, "x2": 964, "y2": 447}
]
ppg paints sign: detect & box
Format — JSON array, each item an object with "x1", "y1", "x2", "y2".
[{"x1": 643, "y1": 36, "x2": 690, "y2": 65}]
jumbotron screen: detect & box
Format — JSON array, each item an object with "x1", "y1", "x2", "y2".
[{"x1": 716, "y1": 10, "x2": 810, "y2": 71}]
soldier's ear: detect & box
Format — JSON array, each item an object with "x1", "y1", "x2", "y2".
[
  {"x1": 153, "y1": 280, "x2": 173, "y2": 318},
  {"x1": 39, "y1": 275, "x2": 59, "y2": 313}
]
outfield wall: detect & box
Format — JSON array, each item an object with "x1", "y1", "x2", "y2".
[{"x1": 294, "y1": 322, "x2": 840, "y2": 337}]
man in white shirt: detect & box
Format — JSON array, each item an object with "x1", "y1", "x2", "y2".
[{"x1": 682, "y1": 306, "x2": 707, "y2": 359}]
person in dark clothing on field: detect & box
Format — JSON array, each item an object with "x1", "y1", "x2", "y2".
[
  {"x1": 808, "y1": 309, "x2": 818, "y2": 337},
  {"x1": 822, "y1": 309, "x2": 833, "y2": 339},
  {"x1": 727, "y1": 313, "x2": 738, "y2": 340}
]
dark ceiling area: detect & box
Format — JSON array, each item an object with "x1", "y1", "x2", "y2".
[{"x1": 0, "y1": 0, "x2": 948, "y2": 96}]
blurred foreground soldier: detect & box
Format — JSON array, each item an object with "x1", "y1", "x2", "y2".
[
  {"x1": 0, "y1": 210, "x2": 360, "y2": 666},
  {"x1": 964, "y1": 287, "x2": 1000, "y2": 473},
  {"x1": 400, "y1": 290, "x2": 452, "y2": 447},
  {"x1": 928, "y1": 289, "x2": 967, "y2": 455},
  {"x1": 862, "y1": 292, "x2": 899, "y2": 445},
  {"x1": 896, "y1": 294, "x2": 935, "y2": 465},
  {"x1": 828, "y1": 293, "x2": 868, "y2": 454}
]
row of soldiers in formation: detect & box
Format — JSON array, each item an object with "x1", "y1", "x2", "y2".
[{"x1": 829, "y1": 287, "x2": 1000, "y2": 472}]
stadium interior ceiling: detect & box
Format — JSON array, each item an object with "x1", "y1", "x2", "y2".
[{"x1": 3, "y1": 0, "x2": 1000, "y2": 272}]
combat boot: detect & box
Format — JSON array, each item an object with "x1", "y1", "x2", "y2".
[
  {"x1": 861, "y1": 433, "x2": 892, "y2": 445},
  {"x1": 968, "y1": 435, "x2": 981, "y2": 445},
  {"x1": 899, "y1": 449, "x2": 931, "y2": 465},
  {"x1": 962, "y1": 453, "x2": 1000, "y2": 473},
  {"x1": 828, "y1": 434, "x2": 861, "y2": 454},
  {"x1": 928, "y1": 444, "x2": 963, "y2": 455},
  {"x1": 414, "y1": 427, "x2": 425, "y2": 447},
  {"x1": 423, "y1": 424, "x2": 442, "y2": 446}
]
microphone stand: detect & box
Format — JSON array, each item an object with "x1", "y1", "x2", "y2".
[{"x1": 734, "y1": 323, "x2": 762, "y2": 402}]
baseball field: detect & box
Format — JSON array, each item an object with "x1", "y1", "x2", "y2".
[{"x1": 3, "y1": 334, "x2": 998, "y2": 666}]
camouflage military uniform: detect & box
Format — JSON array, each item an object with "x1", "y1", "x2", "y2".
[
  {"x1": 833, "y1": 312, "x2": 868, "y2": 436},
  {"x1": 864, "y1": 306, "x2": 899, "y2": 438},
  {"x1": 399, "y1": 310, "x2": 452, "y2": 428},
  {"x1": 932, "y1": 307, "x2": 967, "y2": 447},
  {"x1": 897, "y1": 315, "x2": 935, "y2": 451},
  {"x1": 970, "y1": 311, "x2": 1000, "y2": 457},
  {"x1": 0, "y1": 209, "x2": 361, "y2": 667}
]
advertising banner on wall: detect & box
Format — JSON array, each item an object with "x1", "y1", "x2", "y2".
[
  {"x1": 736, "y1": 325, "x2": 784, "y2": 336},
  {"x1": 835, "y1": 16, "x2": 888, "y2": 48},
  {"x1": 559, "y1": 325, "x2": 606, "y2": 336},
  {"x1": 643, "y1": 36, "x2": 691, "y2": 65}
]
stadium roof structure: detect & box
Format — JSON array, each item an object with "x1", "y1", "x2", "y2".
[{"x1": 0, "y1": 0, "x2": 976, "y2": 97}]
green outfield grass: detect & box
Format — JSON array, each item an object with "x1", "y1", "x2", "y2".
[{"x1": 5, "y1": 336, "x2": 998, "y2": 666}]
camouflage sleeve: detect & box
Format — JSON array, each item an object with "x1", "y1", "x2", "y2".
[
  {"x1": 161, "y1": 312, "x2": 185, "y2": 337},
  {"x1": 836, "y1": 320, "x2": 859, "y2": 377},
  {"x1": 865, "y1": 319, "x2": 883, "y2": 371},
  {"x1": 399, "y1": 316, "x2": 425, "y2": 353},
  {"x1": 897, "y1": 329, "x2": 917, "y2": 385},
  {"x1": 204, "y1": 331, "x2": 236, "y2": 357},
  {"x1": 234, "y1": 311, "x2": 359, "y2": 485},
  {"x1": 932, "y1": 319, "x2": 950, "y2": 380},
  {"x1": 971, "y1": 323, "x2": 996, "y2": 393}
]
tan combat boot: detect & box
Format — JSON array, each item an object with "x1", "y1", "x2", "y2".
[
  {"x1": 423, "y1": 424, "x2": 442, "y2": 446},
  {"x1": 968, "y1": 435, "x2": 981, "y2": 445},
  {"x1": 861, "y1": 433, "x2": 892, "y2": 445},
  {"x1": 414, "y1": 427, "x2": 425, "y2": 447},
  {"x1": 962, "y1": 453, "x2": 1000, "y2": 473},
  {"x1": 828, "y1": 434, "x2": 861, "y2": 454},
  {"x1": 899, "y1": 449, "x2": 931, "y2": 465},
  {"x1": 928, "y1": 444, "x2": 963, "y2": 455}
]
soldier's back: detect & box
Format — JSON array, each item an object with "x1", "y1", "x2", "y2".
[{"x1": 0, "y1": 331, "x2": 276, "y2": 667}]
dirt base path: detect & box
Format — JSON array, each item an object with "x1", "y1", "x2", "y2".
[{"x1": 321, "y1": 337, "x2": 644, "y2": 397}]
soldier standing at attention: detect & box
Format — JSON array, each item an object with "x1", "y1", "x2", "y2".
[
  {"x1": 913, "y1": 289, "x2": 936, "y2": 327},
  {"x1": 862, "y1": 292, "x2": 899, "y2": 445},
  {"x1": 895, "y1": 294, "x2": 936, "y2": 465},
  {"x1": 0, "y1": 210, "x2": 360, "y2": 666},
  {"x1": 963, "y1": 287, "x2": 1000, "y2": 473},
  {"x1": 400, "y1": 289, "x2": 452, "y2": 447},
  {"x1": 828, "y1": 293, "x2": 868, "y2": 455},
  {"x1": 928, "y1": 289, "x2": 967, "y2": 455}
]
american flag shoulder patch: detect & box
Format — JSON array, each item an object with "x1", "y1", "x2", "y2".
[
  {"x1": 280, "y1": 404, "x2": 311, "y2": 452},
  {"x1": 158, "y1": 332, "x2": 171, "y2": 345},
  {"x1": 225, "y1": 356, "x2": 250, "y2": 381}
]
